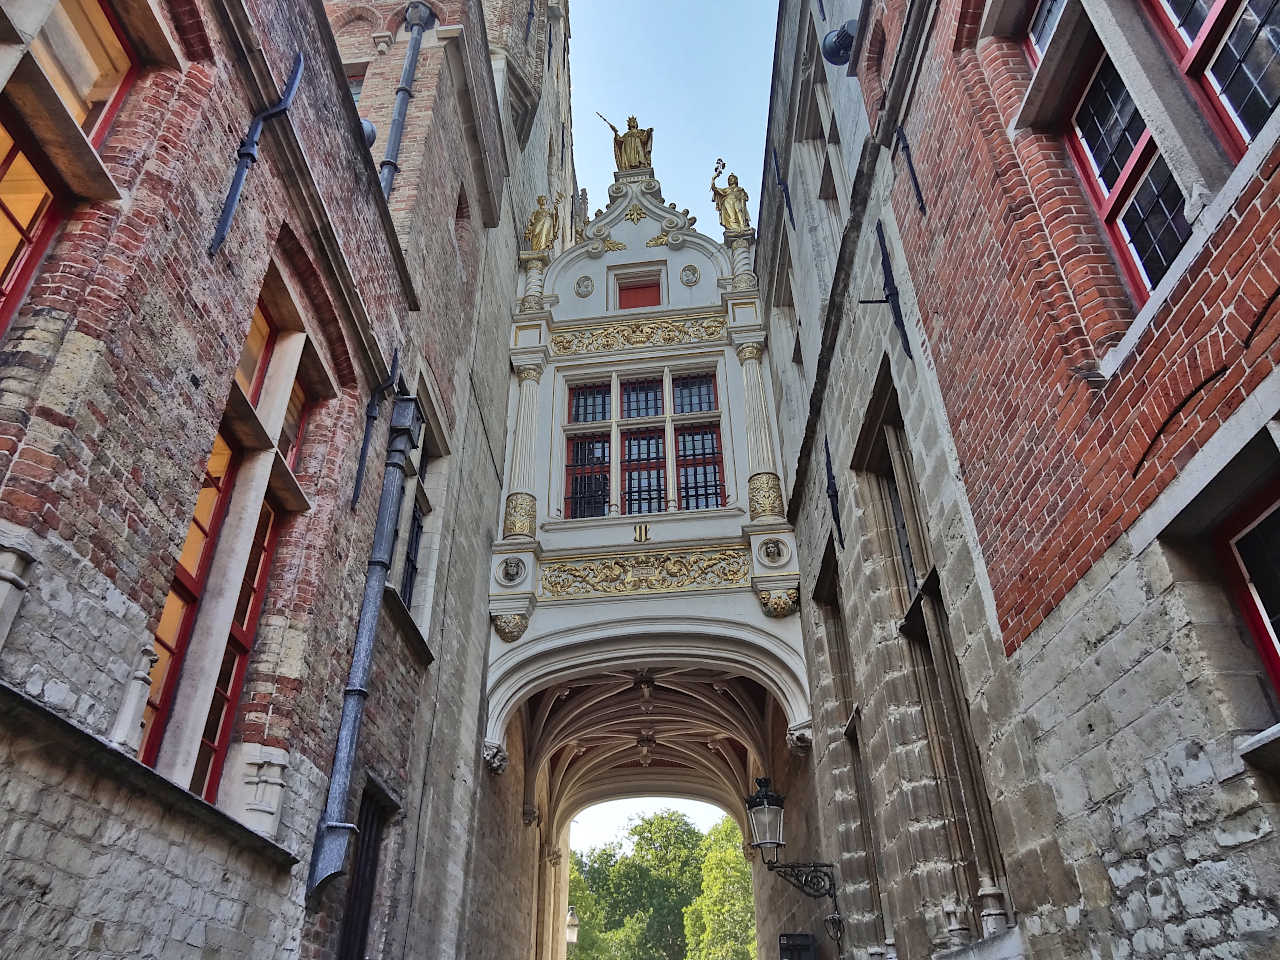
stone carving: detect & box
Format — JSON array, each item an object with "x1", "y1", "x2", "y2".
[
  {"x1": 624, "y1": 203, "x2": 647, "y2": 224},
  {"x1": 545, "y1": 847, "x2": 563, "y2": 866},
  {"x1": 758, "y1": 537, "x2": 789, "y2": 567},
  {"x1": 748, "y1": 472, "x2": 785, "y2": 520},
  {"x1": 522, "y1": 803, "x2": 541, "y2": 826},
  {"x1": 503, "y1": 492, "x2": 537, "y2": 538},
  {"x1": 603, "y1": 237, "x2": 626, "y2": 252},
  {"x1": 516, "y1": 365, "x2": 542, "y2": 384},
  {"x1": 785, "y1": 723, "x2": 813, "y2": 752},
  {"x1": 731, "y1": 271, "x2": 758, "y2": 291},
  {"x1": 574, "y1": 275, "x2": 594, "y2": 298},
  {"x1": 736, "y1": 341, "x2": 764, "y2": 364},
  {"x1": 760, "y1": 588, "x2": 800, "y2": 618},
  {"x1": 541, "y1": 546, "x2": 751, "y2": 599},
  {"x1": 680, "y1": 264, "x2": 700, "y2": 286},
  {"x1": 482, "y1": 741, "x2": 509, "y2": 774},
  {"x1": 497, "y1": 556, "x2": 526, "y2": 585},
  {"x1": 108, "y1": 639, "x2": 159, "y2": 751},
  {"x1": 646, "y1": 233, "x2": 669, "y2": 247},
  {"x1": 550, "y1": 314, "x2": 726, "y2": 356},
  {"x1": 492, "y1": 613, "x2": 529, "y2": 642}
]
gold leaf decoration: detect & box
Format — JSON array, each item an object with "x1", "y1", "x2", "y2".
[
  {"x1": 646, "y1": 233, "x2": 669, "y2": 247},
  {"x1": 549, "y1": 314, "x2": 727, "y2": 356},
  {"x1": 624, "y1": 203, "x2": 647, "y2": 224},
  {"x1": 603, "y1": 238, "x2": 626, "y2": 251},
  {"x1": 541, "y1": 547, "x2": 751, "y2": 599}
]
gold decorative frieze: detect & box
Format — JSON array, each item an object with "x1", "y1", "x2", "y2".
[
  {"x1": 503, "y1": 492, "x2": 537, "y2": 538},
  {"x1": 541, "y1": 546, "x2": 751, "y2": 599},
  {"x1": 550, "y1": 314, "x2": 726, "y2": 356},
  {"x1": 748, "y1": 472, "x2": 785, "y2": 520}
]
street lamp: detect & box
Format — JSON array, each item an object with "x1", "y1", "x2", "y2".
[
  {"x1": 821, "y1": 18, "x2": 860, "y2": 68},
  {"x1": 745, "y1": 778, "x2": 845, "y2": 943},
  {"x1": 566, "y1": 906, "x2": 579, "y2": 945}
]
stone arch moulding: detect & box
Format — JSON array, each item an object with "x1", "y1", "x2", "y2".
[
  {"x1": 330, "y1": 4, "x2": 381, "y2": 34},
  {"x1": 554, "y1": 771, "x2": 752, "y2": 843},
  {"x1": 484, "y1": 615, "x2": 812, "y2": 750},
  {"x1": 273, "y1": 222, "x2": 359, "y2": 389}
]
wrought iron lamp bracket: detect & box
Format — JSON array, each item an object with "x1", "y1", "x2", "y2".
[{"x1": 767, "y1": 860, "x2": 837, "y2": 899}]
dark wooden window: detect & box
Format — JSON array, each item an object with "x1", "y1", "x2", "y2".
[
  {"x1": 337, "y1": 786, "x2": 392, "y2": 960},
  {"x1": 565, "y1": 435, "x2": 610, "y2": 518},
  {"x1": 1068, "y1": 58, "x2": 1191, "y2": 296},
  {"x1": 31, "y1": 0, "x2": 138, "y2": 141},
  {"x1": 621, "y1": 379, "x2": 662, "y2": 418},
  {"x1": 622, "y1": 431, "x2": 665, "y2": 514},
  {"x1": 141, "y1": 433, "x2": 237, "y2": 767},
  {"x1": 278, "y1": 380, "x2": 309, "y2": 467},
  {"x1": 676, "y1": 427, "x2": 724, "y2": 510},
  {"x1": 235, "y1": 305, "x2": 276, "y2": 404},
  {"x1": 673, "y1": 374, "x2": 717, "y2": 414},
  {"x1": 618, "y1": 280, "x2": 661, "y2": 309},
  {"x1": 1028, "y1": 0, "x2": 1068, "y2": 54},
  {"x1": 569, "y1": 382, "x2": 610, "y2": 423},
  {"x1": 401, "y1": 502, "x2": 424, "y2": 604},
  {"x1": 1148, "y1": 0, "x2": 1280, "y2": 154},
  {"x1": 346, "y1": 64, "x2": 367, "y2": 105}
]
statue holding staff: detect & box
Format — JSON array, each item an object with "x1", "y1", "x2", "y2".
[
  {"x1": 524, "y1": 193, "x2": 563, "y2": 251},
  {"x1": 711, "y1": 158, "x2": 751, "y2": 232},
  {"x1": 598, "y1": 112, "x2": 653, "y2": 171}
]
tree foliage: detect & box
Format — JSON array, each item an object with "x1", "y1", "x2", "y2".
[
  {"x1": 568, "y1": 809, "x2": 738, "y2": 960},
  {"x1": 683, "y1": 818, "x2": 757, "y2": 960}
]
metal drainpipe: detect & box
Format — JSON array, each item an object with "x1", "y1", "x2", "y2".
[
  {"x1": 380, "y1": 2, "x2": 436, "y2": 197},
  {"x1": 307, "y1": 390, "x2": 423, "y2": 898}
]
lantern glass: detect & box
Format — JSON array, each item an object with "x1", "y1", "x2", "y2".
[
  {"x1": 566, "y1": 906, "x2": 580, "y2": 945},
  {"x1": 823, "y1": 912, "x2": 844, "y2": 942},
  {"x1": 747, "y1": 800, "x2": 784, "y2": 863}
]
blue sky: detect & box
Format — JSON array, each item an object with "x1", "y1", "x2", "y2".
[
  {"x1": 563, "y1": 1, "x2": 777, "y2": 852},
  {"x1": 568, "y1": 0, "x2": 779, "y2": 233}
]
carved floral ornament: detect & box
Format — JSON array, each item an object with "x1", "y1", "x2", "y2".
[
  {"x1": 540, "y1": 546, "x2": 752, "y2": 600},
  {"x1": 503, "y1": 492, "x2": 537, "y2": 538},
  {"x1": 747, "y1": 472, "x2": 785, "y2": 521},
  {"x1": 759, "y1": 589, "x2": 800, "y2": 618},
  {"x1": 492, "y1": 613, "x2": 529, "y2": 643},
  {"x1": 550, "y1": 314, "x2": 726, "y2": 356}
]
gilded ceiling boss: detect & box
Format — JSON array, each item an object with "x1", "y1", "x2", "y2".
[{"x1": 599, "y1": 112, "x2": 654, "y2": 171}]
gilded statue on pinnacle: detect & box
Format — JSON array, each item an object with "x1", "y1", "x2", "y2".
[
  {"x1": 711, "y1": 158, "x2": 751, "y2": 232},
  {"x1": 523, "y1": 193, "x2": 563, "y2": 251},
  {"x1": 599, "y1": 112, "x2": 653, "y2": 171}
]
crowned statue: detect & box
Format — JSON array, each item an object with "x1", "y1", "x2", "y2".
[
  {"x1": 711, "y1": 160, "x2": 751, "y2": 232},
  {"x1": 523, "y1": 193, "x2": 562, "y2": 252},
  {"x1": 600, "y1": 113, "x2": 653, "y2": 172}
]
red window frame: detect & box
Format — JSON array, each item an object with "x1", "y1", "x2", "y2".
[
  {"x1": 620, "y1": 378, "x2": 663, "y2": 419},
  {"x1": 191, "y1": 500, "x2": 281, "y2": 802},
  {"x1": 1218, "y1": 482, "x2": 1280, "y2": 696},
  {"x1": 675, "y1": 424, "x2": 726, "y2": 511},
  {"x1": 0, "y1": 103, "x2": 73, "y2": 332},
  {"x1": 564, "y1": 433, "x2": 610, "y2": 518},
  {"x1": 1024, "y1": 0, "x2": 1068, "y2": 64},
  {"x1": 1065, "y1": 58, "x2": 1166, "y2": 302},
  {"x1": 672, "y1": 373, "x2": 719, "y2": 415},
  {"x1": 1144, "y1": 0, "x2": 1252, "y2": 159},
  {"x1": 237, "y1": 303, "x2": 278, "y2": 405},
  {"x1": 0, "y1": 1, "x2": 138, "y2": 332},
  {"x1": 279, "y1": 379, "x2": 311, "y2": 469},
  {"x1": 141, "y1": 434, "x2": 239, "y2": 767},
  {"x1": 620, "y1": 429, "x2": 666, "y2": 514}
]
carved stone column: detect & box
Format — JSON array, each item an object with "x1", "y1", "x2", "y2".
[
  {"x1": 504, "y1": 363, "x2": 543, "y2": 538},
  {"x1": 736, "y1": 342, "x2": 784, "y2": 521},
  {"x1": 519, "y1": 251, "x2": 551, "y2": 311},
  {"x1": 108, "y1": 639, "x2": 158, "y2": 751}
]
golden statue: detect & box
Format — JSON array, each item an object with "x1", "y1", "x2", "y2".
[
  {"x1": 711, "y1": 160, "x2": 750, "y2": 232},
  {"x1": 599, "y1": 113, "x2": 653, "y2": 171},
  {"x1": 524, "y1": 193, "x2": 562, "y2": 251}
]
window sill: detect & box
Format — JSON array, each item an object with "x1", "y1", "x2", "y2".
[
  {"x1": 381, "y1": 585, "x2": 434, "y2": 667},
  {"x1": 0, "y1": 680, "x2": 298, "y2": 868},
  {"x1": 1240, "y1": 722, "x2": 1280, "y2": 776},
  {"x1": 542, "y1": 504, "x2": 746, "y2": 531}
]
